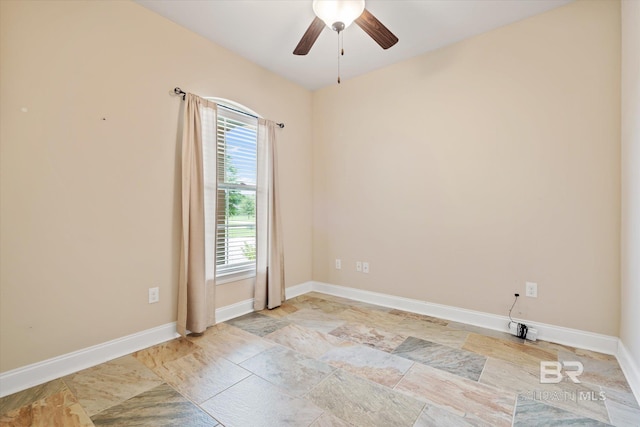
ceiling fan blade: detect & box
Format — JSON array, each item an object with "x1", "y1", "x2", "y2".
[
  {"x1": 294, "y1": 17, "x2": 325, "y2": 55},
  {"x1": 355, "y1": 8, "x2": 398, "y2": 50}
]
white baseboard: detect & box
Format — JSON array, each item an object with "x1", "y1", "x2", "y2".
[
  {"x1": 309, "y1": 281, "x2": 619, "y2": 356},
  {"x1": 215, "y1": 298, "x2": 254, "y2": 323},
  {"x1": 617, "y1": 340, "x2": 640, "y2": 403},
  {"x1": 0, "y1": 279, "x2": 627, "y2": 401},
  {"x1": 286, "y1": 281, "x2": 314, "y2": 299},
  {"x1": 0, "y1": 282, "x2": 312, "y2": 398},
  {"x1": 0, "y1": 323, "x2": 179, "y2": 398}
]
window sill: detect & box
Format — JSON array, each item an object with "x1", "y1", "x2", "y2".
[{"x1": 216, "y1": 270, "x2": 256, "y2": 285}]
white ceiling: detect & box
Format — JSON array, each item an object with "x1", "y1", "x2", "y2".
[{"x1": 135, "y1": 0, "x2": 573, "y2": 90}]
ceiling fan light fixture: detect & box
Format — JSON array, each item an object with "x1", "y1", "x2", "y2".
[{"x1": 312, "y1": 0, "x2": 365, "y2": 31}]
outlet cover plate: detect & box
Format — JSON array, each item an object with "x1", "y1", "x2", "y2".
[
  {"x1": 149, "y1": 287, "x2": 160, "y2": 304},
  {"x1": 525, "y1": 282, "x2": 537, "y2": 298}
]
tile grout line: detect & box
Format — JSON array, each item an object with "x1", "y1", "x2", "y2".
[
  {"x1": 67, "y1": 357, "x2": 166, "y2": 421},
  {"x1": 301, "y1": 368, "x2": 365, "y2": 426},
  {"x1": 60, "y1": 377, "x2": 101, "y2": 423},
  {"x1": 477, "y1": 357, "x2": 489, "y2": 384},
  {"x1": 239, "y1": 329, "x2": 340, "y2": 399},
  {"x1": 161, "y1": 382, "x2": 217, "y2": 424},
  {"x1": 391, "y1": 361, "x2": 416, "y2": 390},
  {"x1": 194, "y1": 373, "x2": 256, "y2": 424},
  {"x1": 133, "y1": 337, "x2": 243, "y2": 425},
  {"x1": 510, "y1": 394, "x2": 518, "y2": 427},
  {"x1": 600, "y1": 385, "x2": 613, "y2": 425}
]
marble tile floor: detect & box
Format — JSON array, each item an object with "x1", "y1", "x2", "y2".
[{"x1": 1, "y1": 291, "x2": 638, "y2": 426}]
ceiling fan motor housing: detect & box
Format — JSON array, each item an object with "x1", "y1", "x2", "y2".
[{"x1": 331, "y1": 21, "x2": 346, "y2": 32}]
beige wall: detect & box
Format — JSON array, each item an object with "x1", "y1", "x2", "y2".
[
  {"x1": 621, "y1": 0, "x2": 640, "y2": 374},
  {"x1": 0, "y1": 0, "x2": 313, "y2": 372},
  {"x1": 313, "y1": 0, "x2": 621, "y2": 335}
]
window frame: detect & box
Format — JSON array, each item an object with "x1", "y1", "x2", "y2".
[{"x1": 211, "y1": 101, "x2": 259, "y2": 284}]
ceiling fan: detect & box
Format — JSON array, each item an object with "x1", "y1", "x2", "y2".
[{"x1": 293, "y1": 0, "x2": 399, "y2": 56}]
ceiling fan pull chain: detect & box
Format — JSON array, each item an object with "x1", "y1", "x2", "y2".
[{"x1": 337, "y1": 31, "x2": 341, "y2": 84}]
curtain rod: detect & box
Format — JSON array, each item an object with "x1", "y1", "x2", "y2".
[{"x1": 174, "y1": 87, "x2": 285, "y2": 129}]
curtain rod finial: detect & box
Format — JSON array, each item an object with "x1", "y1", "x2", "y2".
[{"x1": 174, "y1": 87, "x2": 186, "y2": 100}]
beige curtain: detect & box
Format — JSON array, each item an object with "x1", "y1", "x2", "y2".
[
  {"x1": 254, "y1": 119, "x2": 285, "y2": 310},
  {"x1": 177, "y1": 94, "x2": 218, "y2": 336}
]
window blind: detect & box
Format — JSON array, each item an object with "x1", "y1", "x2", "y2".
[{"x1": 215, "y1": 106, "x2": 258, "y2": 277}]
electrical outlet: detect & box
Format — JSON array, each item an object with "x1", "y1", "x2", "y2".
[
  {"x1": 335, "y1": 258, "x2": 341, "y2": 270},
  {"x1": 148, "y1": 287, "x2": 159, "y2": 304},
  {"x1": 356, "y1": 261, "x2": 362, "y2": 272},
  {"x1": 525, "y1": 282, "x2": 538, "y2": 298},
  {"x1": 509, "y1": 321, "x2": 538, "y2": 341},
  {"x1": 362, "y1": 262, "x2": 369, "y2": 273}
]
